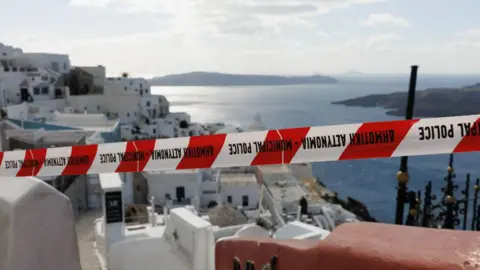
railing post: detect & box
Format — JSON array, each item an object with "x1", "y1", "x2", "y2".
[
  {"x1": 442, "y1": 154, "x2": 456, "y2": 229},
  {"x1": 395, "y1": 65, "x2": 418, "y2": 225},
  {"x1": 472, "y1": 179, "x2": 480, "y2": 230},
  {"x1": 422, "y1": 181, "x2": 433, "y2": 227},
  {"x1": 461, "y1": 174, "x2": 470, "y2": 230},
  {"x1": 405, "y1": 191, "x2": 418, "y2": 226}
]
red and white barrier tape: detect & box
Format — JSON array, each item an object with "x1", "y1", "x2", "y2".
[{"x1": 1, "y1": 114, "x2": 480, "y2": 177}]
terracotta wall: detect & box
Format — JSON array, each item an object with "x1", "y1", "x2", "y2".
[{"x1": 216, "y1": 222, "x2": 480, "y2": 270}]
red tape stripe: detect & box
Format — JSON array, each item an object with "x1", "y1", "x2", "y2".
[
  {"x1": 277, "y1": 127, "x2": 311, "y2": 164},
  {"x1": 116, "y1": 139, "x2": 156, "y2": 173},
  {"x1": 62, "y1": 144, "x2": 98, "y2": 175},
  {"x1": 177, "y1": 134, "x2": 227, "y2": 169},
  {"x1": 454, "y1": 117, "x2": 480, "y2": 153},
  {"x1": 17, "y1": 149, "x2": 47, "y2": 177},
  {"x1": 340, "y1": 119, "x2": 419, "y2": 160}
]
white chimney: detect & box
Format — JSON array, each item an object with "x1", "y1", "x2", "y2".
[{"x1": 149, "y1": 196, "x2": 156, "y2": 227}]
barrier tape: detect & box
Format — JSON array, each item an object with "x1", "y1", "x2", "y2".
[{"x1": 1, "y1": 114, "x2": 480, "y2": 178}]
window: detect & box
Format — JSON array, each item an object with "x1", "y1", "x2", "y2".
[
  {"x1": 84, "y1": 106, "x2": 87, "y2": 111},
  {"x1": 146, "y1": 101, "x2": 150, "y2": 107},
  {"x1": 135, "y1": 88, "x2": 138, "y2": 92},
  {"x1": 52, "y1": 62, "x2": 59, "y2": 72},
  {"x1": 140, "y1": 83, "x2": 143, "y2": 88},
  {"x1": 3, "y1": 67, "x2": 9, "y2": 72},
  {"x1": 12, "y1": 67, "x2": 17, "y2": 72},
  {"x1": 227, "y1": 196, "x2": 232, "y2": 203},
  {"x1": 1, "y1": 52, "x2": 6, "y2": 56},
  {"x1": 124, "y1": 86, "x2": 127, "y2": 91},
  {"x1": 41, "y1": 87, "x2": 49, "y2": 95},
  {"x1": 33, "y1": 87, "x2": 40, "y2": 95},
  {"x1": 63, "y1": 62, "x2": 67, "y2": 70},
  {"x1": 153, "y1": 128, "x2": 156, "y2": 134},
  {"x1": 19, "y1": 67, "x2": 25, "y2": 72},
  {"x1": 145, "y1": 89, "x2": 149, "y2": 93},
  {"x1": 127, "y1": 112, "x2": 130, "y2": 117},
  {"x1": 97, "y1": 105, "x2": 100, "y2": 110},
  {"x1": 242, "y1": 195, "x2": 249, "y2": 207}
]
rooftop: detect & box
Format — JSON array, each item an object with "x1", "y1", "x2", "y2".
[
  {"x1": 220, "y1": 173, "x2": 257, "y2": 186},
  {"x1": 145, "y1": 169, "x2": 199, "y2": 175},
  {"x1": 47, "y1": 114, "x2": 118, "y2": 132},
  {"x1": 266, "y1": 182, "x2": 306, "y2": 202},
  {"x1": 207, "y1": 204, "x2": 249, "y2": 227},
  {"x1": 258, "y1": 165, "x2": 292, "y2": 174},
  {"x1": 99, "y1": 173, "x2": 123, "y2": 192},
  {"x1": 171, "y1": 207, "x2": 211, "y2": 229},
  {"x1": 7, "y1": 129, "x2": 92, "y2": 145}
]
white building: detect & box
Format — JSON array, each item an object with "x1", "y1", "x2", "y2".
[
  {"x1": 0, "y1": 43, "x2": 70, "y2": 108},
  {"x1": 143, "y1": 170, "x2": 202, "y2": 207},
  {"x1": 0, "y1": 42, "x2": 212, "y2": 144},
  {"x1": 140, "y1": 168, "x2": 260, "y2": 213},
  {"x1": 219, "y1": 172, "x2": 259, "y2": 210}
]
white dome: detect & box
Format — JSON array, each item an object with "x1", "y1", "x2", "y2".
[
  {"x1": 247, "y1": 113, "x2": 267, "y2": 131},
  {"x1": 215, "y1": 125, "x2": 243, "y2": 134}
]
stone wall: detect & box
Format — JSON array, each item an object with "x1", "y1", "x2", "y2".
[{"x1": 216, "y1": 222, "x2": 480, "y2": 270}]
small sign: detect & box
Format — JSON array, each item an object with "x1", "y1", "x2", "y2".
[{"x1": 105, "y1": 191, "x2": 123, "y2": 224}]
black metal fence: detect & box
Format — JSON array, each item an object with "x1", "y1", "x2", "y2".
[
  {"x1": 397, "y1": 153, "x2": 480, "y2": 230},
  {"x1": 393, "y1": 65, "x2": 480, "y2": 230}
]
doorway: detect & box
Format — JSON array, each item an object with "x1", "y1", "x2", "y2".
[
  {"x1": 20, "y1": 88, "x2": 29, "y2": 102},
  {"x1": 176, "y1": 186, "x2": 185, "y2": 202}
]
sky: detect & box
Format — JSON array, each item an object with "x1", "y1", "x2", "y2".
[{"x1": 1, "y1": 0, "x2": 479, "y2": 77}]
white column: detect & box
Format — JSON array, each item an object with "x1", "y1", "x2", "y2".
[
  {"x1": 99, "y1": 173, "x2": 125, "y2": 260},
  {"x1": 121, "y1": 172, "x2": 134, "y2": 205}
]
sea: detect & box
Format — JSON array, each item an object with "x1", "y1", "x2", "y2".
[{"x1": 152, "y1": 74, "x2": 480, "y2": 224}]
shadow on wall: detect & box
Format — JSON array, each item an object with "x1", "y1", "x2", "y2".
[
  {"x1": 216, "y1": 222, "x2": 480, "y2": 270},
  {"x1": 99, "y1": 121, "x2": 122, "y2": 143}
]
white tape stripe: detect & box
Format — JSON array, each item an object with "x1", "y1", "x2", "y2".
[
  {"x1": 1, "y1": 150, "x2": 26, "y2": 177},
  {"x1": 143, "y1": 137, "x2": 190, "y2": 171},
  {"x1": 89, "y1": 142, "x2": 127, "y2": 174},
  {"x1": 37, "y1": 146, "x2": 72, "y2": 176},
  {"x1": 212, "y1": 130, "x2": 269, "y2": 168},
  {"x1": 291, "y1": 123, "x2": 362, "y2": 163},
  {"x1": 392, "y1": 115, "x2": 480, "y2": 157}
]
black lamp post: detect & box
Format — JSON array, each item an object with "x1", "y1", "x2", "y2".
[{"x1": 395, "y1": 65, "x2": 418, "y2": 225}]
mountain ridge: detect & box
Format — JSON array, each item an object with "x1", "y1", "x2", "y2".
[
  {"x1": 149, "y1": 71, "x2": 337, "y2": 86},
  {"x1": 331, "y1": 83, "x2": 480, "y2": 117}
]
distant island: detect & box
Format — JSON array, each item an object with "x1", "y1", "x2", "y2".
[
  {"x1": 149, "y1": 71, "x2": 337, "y2": 86},
  {"x1": 332, "y1": 83, "x2": 480, "y2": 117},
  {"x1": 342, "y1": 70, "x2": 363, "y2": 76}
]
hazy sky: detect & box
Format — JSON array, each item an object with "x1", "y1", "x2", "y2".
[{"x1": 1, "y1": 0, "x2": 479, "y2": 77}]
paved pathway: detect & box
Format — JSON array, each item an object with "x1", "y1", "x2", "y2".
[{"x1": 76, "y1": 210, "x2": 103, "y2": 270}]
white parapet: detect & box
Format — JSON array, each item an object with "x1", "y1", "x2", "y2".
[{"x1": 0, "y1": 176, "x2": 81, "y2": 270}]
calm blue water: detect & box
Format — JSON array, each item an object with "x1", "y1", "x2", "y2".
[{"x1": 152, "y1": 75, "x2": 480, "y2": 223}]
